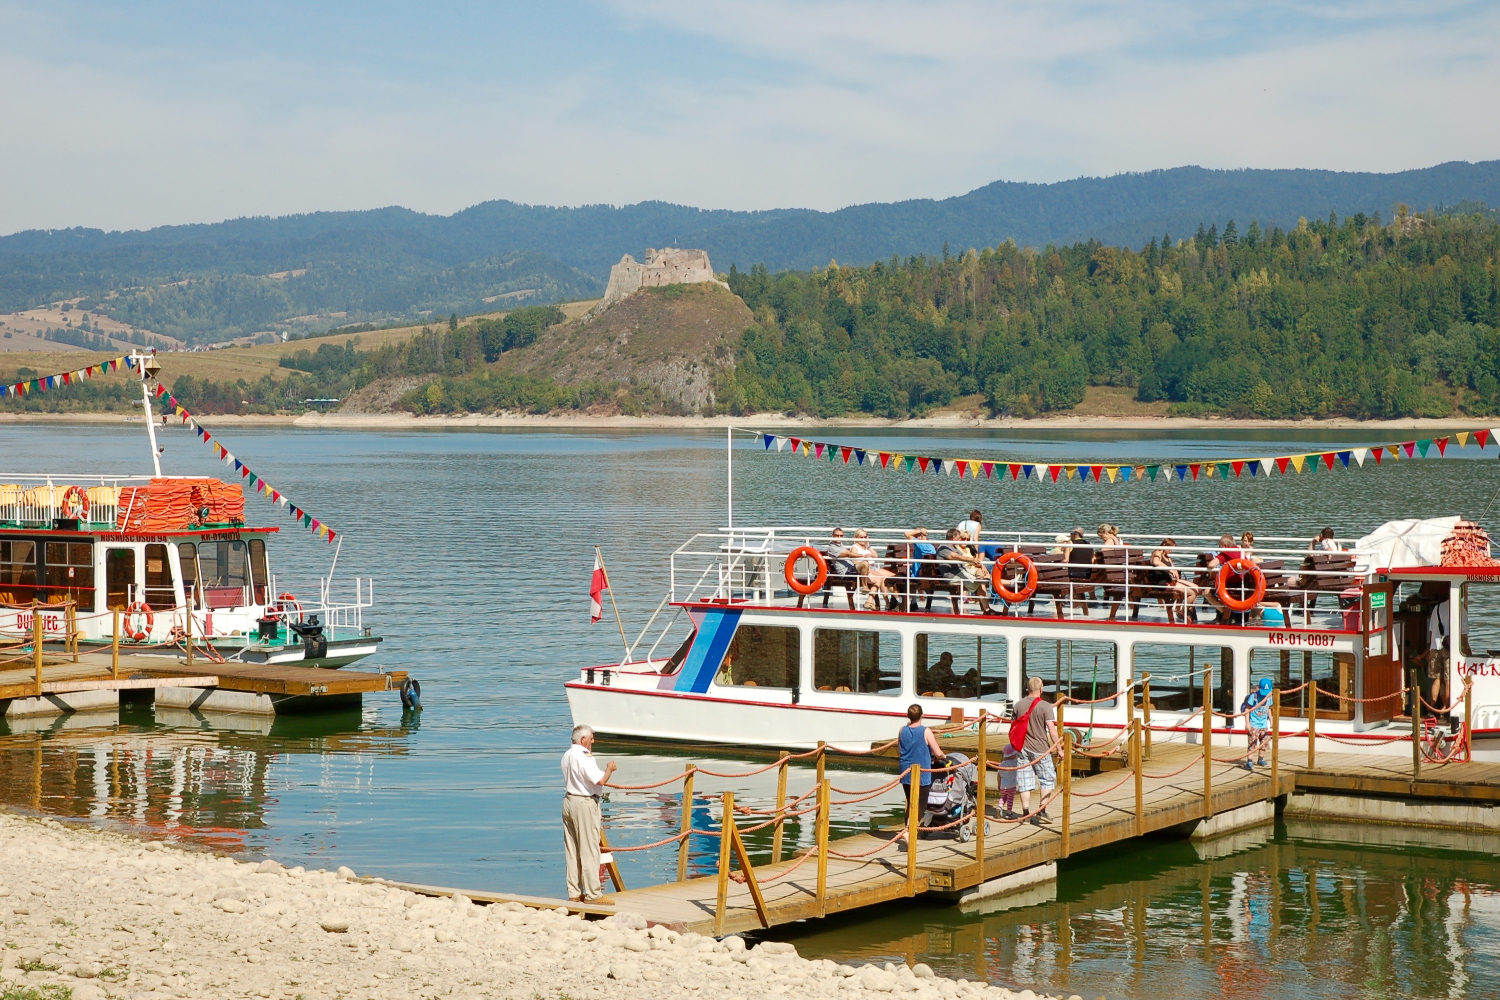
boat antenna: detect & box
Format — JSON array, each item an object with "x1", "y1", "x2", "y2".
[{"x1": 133, "y1": 350, "x2": 163, "y2": 477}]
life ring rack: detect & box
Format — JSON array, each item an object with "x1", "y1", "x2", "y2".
[
  {"x1": 272, "y1": 591, "x2": 304, "y2": 624},
  {"x1": 1216, "y1": 559, "x2": 1266, "y2": 613},
  {"x1": 784, "y1": 546, "x2": 829, "y2": 596},
  {"x1": 991, "y1": 551, "x2": 1038, "y2": 603}
]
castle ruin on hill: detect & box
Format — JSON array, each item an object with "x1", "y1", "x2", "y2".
[{"x1": 594, "y1": 248, "x2": 728, "y2": 313}]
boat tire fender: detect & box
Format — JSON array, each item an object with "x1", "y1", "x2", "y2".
[
  {"x1": 123, "y1": 602, "x2": 153, "y2": 642},
  {"x1": 784, "y1": 546, "x2": 828, "y2": 596},
  {"x1": 1216, "y1": 559, "x2": 1265, "y2": 613},
  {"x1": 400, "y1": 677, "x2": 422, "y2": 710},
  {"x1": 991, "y1": 552, "x2": 1038, "y2": 603}
]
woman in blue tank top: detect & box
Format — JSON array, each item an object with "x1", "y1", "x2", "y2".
[{"x1": 898, "y1": 704, "x2": 946, "y2": 830}]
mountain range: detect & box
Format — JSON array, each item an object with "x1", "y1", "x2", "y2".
[{"x1": 4, "y1": 160, "x2": 1498, "y2": 344}]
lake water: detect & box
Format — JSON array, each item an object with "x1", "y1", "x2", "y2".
[{"x1": 4, "y1": 419, "x2": 1500, "y2": 998}]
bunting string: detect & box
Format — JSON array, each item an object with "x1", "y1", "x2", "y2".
[
  {"x1": 152, "y1": 383, "x2": 337, "y2": 544},
  {"x1": 0, "y1": 354, "x2": 133, "y2": 398},
  {"x1": 746, "y1": 426, "x2": 1500, "y2": 486}
]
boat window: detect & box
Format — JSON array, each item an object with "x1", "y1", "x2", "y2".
[
  {"x1": 1023, "y1": 638, "x2": 1119, "y2": 708},
  {"x1": 0, "y1": 539, "x2": 38, "y2": 606},
  {"x1": 248, "y1": 539, "x2": 268, "y2": 604},
  {"x1": 1248, "y1": 649, "x2": 1354, "y2": 721},
  {"x1": 178, "y1": 543, "x2": 199, "y2": 609},
  {"x1": 714, "y1": 624, "x2": 800, "y2": 689},
  {"x1": 1133, "y1": 643, "x2": 1233, "y2": 714},
  {"x1": 43, "y1": 542, "x2": 94, "y2": 611},
  {"x1": 105, "y1": 548, "x2": 135, "y2": 610},
  {"x1": 144, "y1": 543, "x2": 175, "y2": 611},
  {"x1": 199, "y1": 540, "x2": 249, "y2": 608},
  {"x1": 814, "y1": 628, "x2": 901, "y2": 696},
  {"x1": 916, "y1": 633, "x2": 1006, "y2": 701}
]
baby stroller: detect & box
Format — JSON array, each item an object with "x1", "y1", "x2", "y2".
[{"x1": 919, "y1": 752, "x2": 982, "y2": 842}]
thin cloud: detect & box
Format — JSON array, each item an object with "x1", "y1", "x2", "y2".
[{"x1": 0, "y1": 0, "x2": 1496, "y2": 233}]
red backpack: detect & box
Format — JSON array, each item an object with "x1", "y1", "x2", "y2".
[{"x1": 1009, "y1": 696, "x2": 1040, "y2": 753}]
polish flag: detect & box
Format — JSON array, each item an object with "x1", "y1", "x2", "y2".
[{"x1": 589, "y1": 552, "x2": 608, "y2": 623}]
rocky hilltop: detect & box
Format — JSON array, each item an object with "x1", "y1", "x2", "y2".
[{"x1": 498, "y1": 282, "x2": 752, "y2": 413}]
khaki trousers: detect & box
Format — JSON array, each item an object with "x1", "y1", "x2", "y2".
[{"x1": 562, "y1": 794, "x2": 603, "y2": 900}]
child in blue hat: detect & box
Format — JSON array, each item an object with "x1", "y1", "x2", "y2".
[{"x1": 1240, "y1": 677, "x2": 1274, "y2": 770}]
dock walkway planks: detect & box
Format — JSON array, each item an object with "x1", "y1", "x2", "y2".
[
  {"x1": 1294, "y1": 751, "x2": 1500, "y2": 803},
  {"x1": 603, "y1": 745, "x2": 1290, "y2": 936}
]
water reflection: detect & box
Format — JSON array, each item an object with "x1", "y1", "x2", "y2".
[
  {"x1": 782, "y1": 822, "x2": 1500, "y2": 999},
  {"x1": 0, "y1": 708, "x2": 417, "y2": 853}
]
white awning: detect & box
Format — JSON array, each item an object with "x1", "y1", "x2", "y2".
[{"x1": 1355, "y1": 516, "x2": 1464, "y2": 572}]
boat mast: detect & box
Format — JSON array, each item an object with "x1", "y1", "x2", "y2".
[
  {"x1": 133, "y1": 350, "x2": 163, "y2": 477},
  {"x1": 726, "y1": 425, "x2": 733, "y2": 531}
]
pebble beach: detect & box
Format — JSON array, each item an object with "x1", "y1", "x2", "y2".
[{"x1": 0, "y1": 812, "x2": 1074, "y2": 1000}]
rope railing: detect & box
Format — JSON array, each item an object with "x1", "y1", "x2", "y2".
[{"x1": 597, "y1": 672, "x2": 1480, "y2": 926}]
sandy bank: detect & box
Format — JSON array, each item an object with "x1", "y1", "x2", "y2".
[
  {"x1": 0, "y1": 409, "x2": 1487, "y2": 433},
  {"x1": 0, "y1": 811, "x2": 1072, "y2": 1000}
]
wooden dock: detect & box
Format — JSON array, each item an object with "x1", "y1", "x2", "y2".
[
  {"x1": 0, "y1": 647, "x2": 406, "y2": 707},
  {"x1": 601, "y1": 743, "x2": 1288, "y2": 936}
]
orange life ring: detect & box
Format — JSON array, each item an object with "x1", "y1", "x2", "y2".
[
  {"x1": 784, "y1": 546, "x2": 829, "y2": 596},
  {"x1": 1216, "y1": 558, "x2": 1265, "y2": 612},
  {"x1": 60, "y1": 485, "x2": 90, "y2": 522},
  {"x1": 991, "y1": 551, "x2": 1038, "y2": 603},
  {"x1": 124, "y1": 602, "x2": 153, "y2": 641},
  {"x1": 272, "y1": 591, "x2": 303, "y2": 623}
]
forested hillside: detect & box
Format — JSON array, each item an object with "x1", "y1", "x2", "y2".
[
  {"x1": 717, "y1": 207, "x2": 1500, "y2": 420},
  {"x1": 3, "y1": 162, "x2": 1498, "y2": 344},
  {"x1": 7, "y1": 207, "x2": 1498, "y2": 422}
]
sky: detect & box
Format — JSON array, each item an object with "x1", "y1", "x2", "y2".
[{"x1": 2, "y1": 0, "x2": 1498, "y2": 235}]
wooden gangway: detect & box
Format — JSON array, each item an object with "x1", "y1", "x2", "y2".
[{"x1": 600, "y1": 737, "x2": 1288, "y2": 936}]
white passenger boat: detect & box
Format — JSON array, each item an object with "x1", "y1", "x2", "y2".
[
  {"x1": 567, "y1": 520, "x2": 1500, "y2": 761},
  {"x1": 0, "y1": 356, "x2": 379, "y2": 668}
]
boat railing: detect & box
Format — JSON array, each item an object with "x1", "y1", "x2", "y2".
[
  {"x1": 670, "y1": 527, "x2": 1380, "y2": 631},
  {"x1": 0, "y1": 472, "x2": 236, "y2": 529}
]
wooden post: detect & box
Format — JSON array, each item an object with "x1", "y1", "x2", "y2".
[
  {"x1": 714, "y1": 791, "x2": 734, "y2": 936},
  {"x1": 67, "y1": 601, "x2": 78, "y2": 662},
  {"x1": 728, "y1": 816, "x2": 770, "y2": 928},
  {"x1": 32, "y1": 602, "x2": 43, "y2": 696},
  {"x1": 1307, "y1": 682, "x2": 1317, "y2": 770},
  {"x1": 1410, "y1": 668, "x2": 1422, "y2": 779},
  {"x1": 772, "y1": 751, "x2": 789, "y2": 863},
  {"x1": 1202, "y1": 693, "x2": 1213, "y2": 820},
  {"x1": 1061, "y1": 731, "x2": 1073, "y2": 857},
  {"x1": 816, "y1": 740, "x2": 826, "y2": 789},
  {"x1": 1271, "y1": 691, "x2": 1280, "y2": 797},
  {"x1": 815, "y1": 778, "x2": 830, "y2": 915},
  {"x1": 906, "y1": 765, "x2": 920, "y2": 897},
  {"x1": 111, "y1": 607, "x2": 120, "y2": 680},
  {"x1": 1142, "y1": 676, "x2": 1152, "y2": 760},
  {"x1": 185, "y1": 602, "x2": 194, "y2": 668},
  {"x1": 1465, "y1": 678, "x2": 1474, "y2": 763},
  {"x1": 975, "y1": 714, "x2": 988, "y2": 871},
  {"x1": 599, "y1": 827, "x2": 625, "y2": 893},
  {"x1": 677, "y1": 765, "x2": 695, "y2": 882},
  {"x1": 1132, "y1": 718, "x2": 1144, "y2": 837}
]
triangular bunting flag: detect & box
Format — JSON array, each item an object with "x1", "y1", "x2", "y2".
[
  {"x1": 762, "y1": 434, "x2": 775, "y2": 449},
  {"x1": 1106, "y1": 466, "x2": 1119, "y2": 483},
  {"x1": 1477, "y1": 429, "x2": 1491, "y2": 449},
  {"x1": 1457, "y1": 432, "x2": 1469, "y2": 448},
  {"x1": 1435, "y1": 437, "x2": 1448, "y2": 455},
  {"x1": 1372, "y1": 447, "x2": 1383, "y2": 465},
  {"x1": 1232, "y1": 461, "x2": 1244, "y2": 477},
  {"x1": 1064, "y1": 465, "x2": 1078, "y2": 480},
  {"x1": 1403, "y1": 441, "x2": 1416, "y2": 458},
  {"x1": 983, "y1": 462, "x2": 995, "y2": 479},
  {"x1": 1353, "y1": 448, "x2": 1367, "y2": 466},
  {"x1": 1021, "y1": 464, "x2": 1035, "y2": 480},
  {"x1": 1290, "y1": 455, "x2": 1306, "y2": 473},
  {"x1": 840, "y1": 446, "x2": 852, "y2": 463},
  {"x1": 1416, "y1": 439, "x2": 1432, "y2": 457},
  {"x1": 917, "y1": 456, "x2": 930, "y2": 473},
  {"x1": 789, "y1": 437, "x2": 801, "y2": 452},
  {"x1": 1321, "y1": 452, "x2": 1336, "y2": 470},
  {"x1": 1078, "y1": 466, "x2": 1091, "y2": 482},
  {"x1": 1048, "y1": 465, "x2": 1061, "y2": 483},
  {"x1": 879, "y1": 452, "x2": 891, "y2": 469},
  {"x1": 854, "y1": 449, "x2": 866, "y2": 465},
  {"x1": 1176, "y1": 465, "x2": 1190, "y2": 481},
  {"x1": 1275, "y1": 457, "x2": 1291, "y2": 474}
]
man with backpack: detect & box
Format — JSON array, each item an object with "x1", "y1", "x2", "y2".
[{"x1": 1010, "y1": 676, "x2": 1058, "y2": 826}]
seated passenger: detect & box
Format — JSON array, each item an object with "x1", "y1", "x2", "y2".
[
  {"x1": 922, "y1": 651, "x2": 957, "y2": 696},
  {"x1": 956, "y1": 509, "x2": 984, "y2": 544},
  {"x1": 1149, "y1": 538, "x2": 1201, "y2": 624},
  {"x1": 1310, "y1": 527, "x2": 1340, "y2": 552},
  {"x1": 934, "y1": 528, "x2": 986, "y2": 614},
  {"x1": 1239, "y1": 531, "x2": 1259, "y2": 564},
  {"x1": 1066, "y1": 527, "x2": 1095, "y2": 613},
  {"x1": 798, "y1": 527, "x2": 857, "y2": 610},
  {"x1": 1206, "y1": 533, "x2": 1250, "y2": 621},
  {"x1": 843, "y1": 529, "x2": 896, "y2": 610}
]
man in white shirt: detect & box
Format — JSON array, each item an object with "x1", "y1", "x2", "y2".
[{"x1": 561, "y1": 724, "x2": 616, "y2": 902}]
